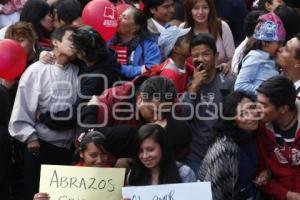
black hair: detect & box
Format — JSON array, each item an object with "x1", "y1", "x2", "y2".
[
  {"x1": 190, "y1": 33, "x2": 217, "y2": 54},
  {"x1": 165, "y1": 117, "x2": 192, "y2": 162},
  {"x1": 51, "y1": 0, "x2": 82, "y2": 25},
  {"x1": 174, "y1": 34, "x2": 190, "y2": 47},
  {"x1": 142, "y1": 0, "x2": 166, "y2": 18},
  {"x1": 20, "y1": 0, "x2": 51, "y2": 39},
  {"x1": 72, "y1": 26, "x2": 108, "y2": 63},
  {"x1": 169, "y1": 34, "x2": 190, "y2": 57},
  {"x1": 137, "y1": 76, "x2": 176, "y2": 103},
  {"x1": 78, "y1": 0, "x2": 91, "y2": 8},
  {"x1": 286, "y1": 0, "x2": 300, "y2": 9},
  {"x1": 130, "y1": 6, "x2": 151, "y2": 40},
  {"x1": 274, "y1": 5, "x2": 300, "y2": 41},
  {"x1": 244, "y1": 10, "x2": 267, "y2": 37},
  {"x1": 74, "y1": 130, "x2": 107, "y2": 163},
  {"x1": 295, "y1": 33, "x2": 300, "y2": 60},
  {"x1": 257, "y1": 76, "x2": 296, "y2": 111},
  {"x1": 51, "y1": 26, "x2": 75, "y2": 41},
  {"x1": 252, "y1": 0, "x2": 273, "y2": 11},
  {"x1": 212, "y1": 91, "x2": 256, "y2": 145},
  {"x1": 0, "y1": 86, "x2": 11, "y2": 127},
  {"x1": 128, "y1": 124, "x2": 182, "y2": 185}
]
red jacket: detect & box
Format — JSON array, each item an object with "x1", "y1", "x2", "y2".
[
  {"x1": 256, "y1": 117, "x2": 300, "y2": 200},
  {"x1": 159, "y1": 58, "x2": 193, "y2": 94},
  {"x1": 97, "y1": 82, "x2": 144, "y2": 128}
]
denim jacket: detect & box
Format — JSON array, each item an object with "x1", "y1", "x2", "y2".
[{"x1": 234, "y1": 50, "x2": 279, "y2": 97}]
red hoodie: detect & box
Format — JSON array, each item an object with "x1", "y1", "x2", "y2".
[
  {"x1": 256, "y1": 107, "x2": 300, "y2": 200},
  {"x1": 96, "y1": 82, "x2": 144, "y2": 128}
]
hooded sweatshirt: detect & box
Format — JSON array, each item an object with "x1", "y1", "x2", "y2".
[{"x1": 256, "y1": 102, "x2": 300, "y2": 200}]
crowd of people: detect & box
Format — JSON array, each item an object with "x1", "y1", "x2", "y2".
[{"x1": 0, "y1": 0, "x2": 300, "y2": 200}]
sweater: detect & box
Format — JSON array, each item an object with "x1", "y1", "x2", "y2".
[
  {"x1": 9, "y1": 61, "x2": 79, "y2": 148},
  {"x1": 256, "y1": 101, "x2": 300, "y2": 200}
]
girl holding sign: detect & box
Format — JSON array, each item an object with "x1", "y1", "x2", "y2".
[
  {"x1": 75, "y1": 130, "x2": 112, "y2": 167},
  {"x1": 127, "y1": 124, "x2": 196, "y2": 186},
  {"x1": 33, "y1": 131, "x2": 113, "y2": 200}
]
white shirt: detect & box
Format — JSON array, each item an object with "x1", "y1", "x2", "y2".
[
  {"x1": 151, "y1": 18, "x2": 167, "y2": 34},
  {"x1": 231, "y1": 37, "x2": 248, "y2": 74}
]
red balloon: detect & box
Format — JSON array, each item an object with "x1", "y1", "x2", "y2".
[
  {"x1": 0, "y1": 39, "x2": 27, "y2": 80},
  {"x1": 116, "y1": 3, "x2": 130, "y2": 18},
  {"x1": 82, "y1": 0, "x2": 118, "y2": 41}
]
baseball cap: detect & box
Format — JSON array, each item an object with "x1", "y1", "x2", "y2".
[
  {"x1": 253, "y1": 12, "x2": 286, "y2": 42},
  {"x1": 158, "y1": 26, "x2": 191, "y2": 57}
]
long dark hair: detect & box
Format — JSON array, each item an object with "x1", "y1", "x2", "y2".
[
  {"x1": 184, "y1": 0, "x2": 222, "y2": 39},
  {"x1": 212, "y1": 91, "x2": 256, "y2": 145},
  {"x1": 274, "y1": 5, "x2": 300, "y2": 40},
  {"x1": 252, "y1": 0, "x2": 273, "y2": 11},
  {"x1": 72, "y1": 26, "x2": 108, "y2": 63},
  {"x1": 128, "y1": 124, "x2": 181, "y2": 186},
  {"x1": 20, "y1": 0, "x2": 51, "y2": 39}
]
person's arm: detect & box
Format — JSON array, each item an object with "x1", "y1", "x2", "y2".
[
  {"x1": 220, "y1": 21, "x2": 235, "y2": 62},
  {"x1": 255, "y1": 129, "x2": 290, "y2": 200},
  {"x1": 1, "y1": 0, "x2": 27, "y2": 15},
  {"x1": 178, "y1": 164, "x2": 196, "y2": 183},
  {"x1": 8, "y1": 66, "x2": 40, "y2": 147},
  {"x1": 260, "y1": 180, "x2": 289, "y2": 200},
  {"x1": 119, "y1": 40, "x2": 162, "y2": 79},
  {"x1": 38, "y1": 106, "x2": 77, "y2": 130},
  {"x1": 234, "y1": 61, "x2": 259, "y2": 95},
  {"x1": 179, "y1": 68, "x2": 208, "y2": 118},
  {"x1": 38, "y1": 75, "x2": 106, "y2": 130},
  {"x1": 217, "y1": 21, "x2": 235, "y2": 73},
  {"x1": 80, "y1": 101, "x2": 100, "y2": 129},
  {"x1": 33, "y1": 193, "x2": 50, "y2": 200},
  {"x1": 286, "y1": 192, "x2": 300, "y2": 200}
]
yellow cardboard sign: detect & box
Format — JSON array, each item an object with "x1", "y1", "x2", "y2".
[{"x1": 39, "y1": 165, "x2": 125, "y2": 200}]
